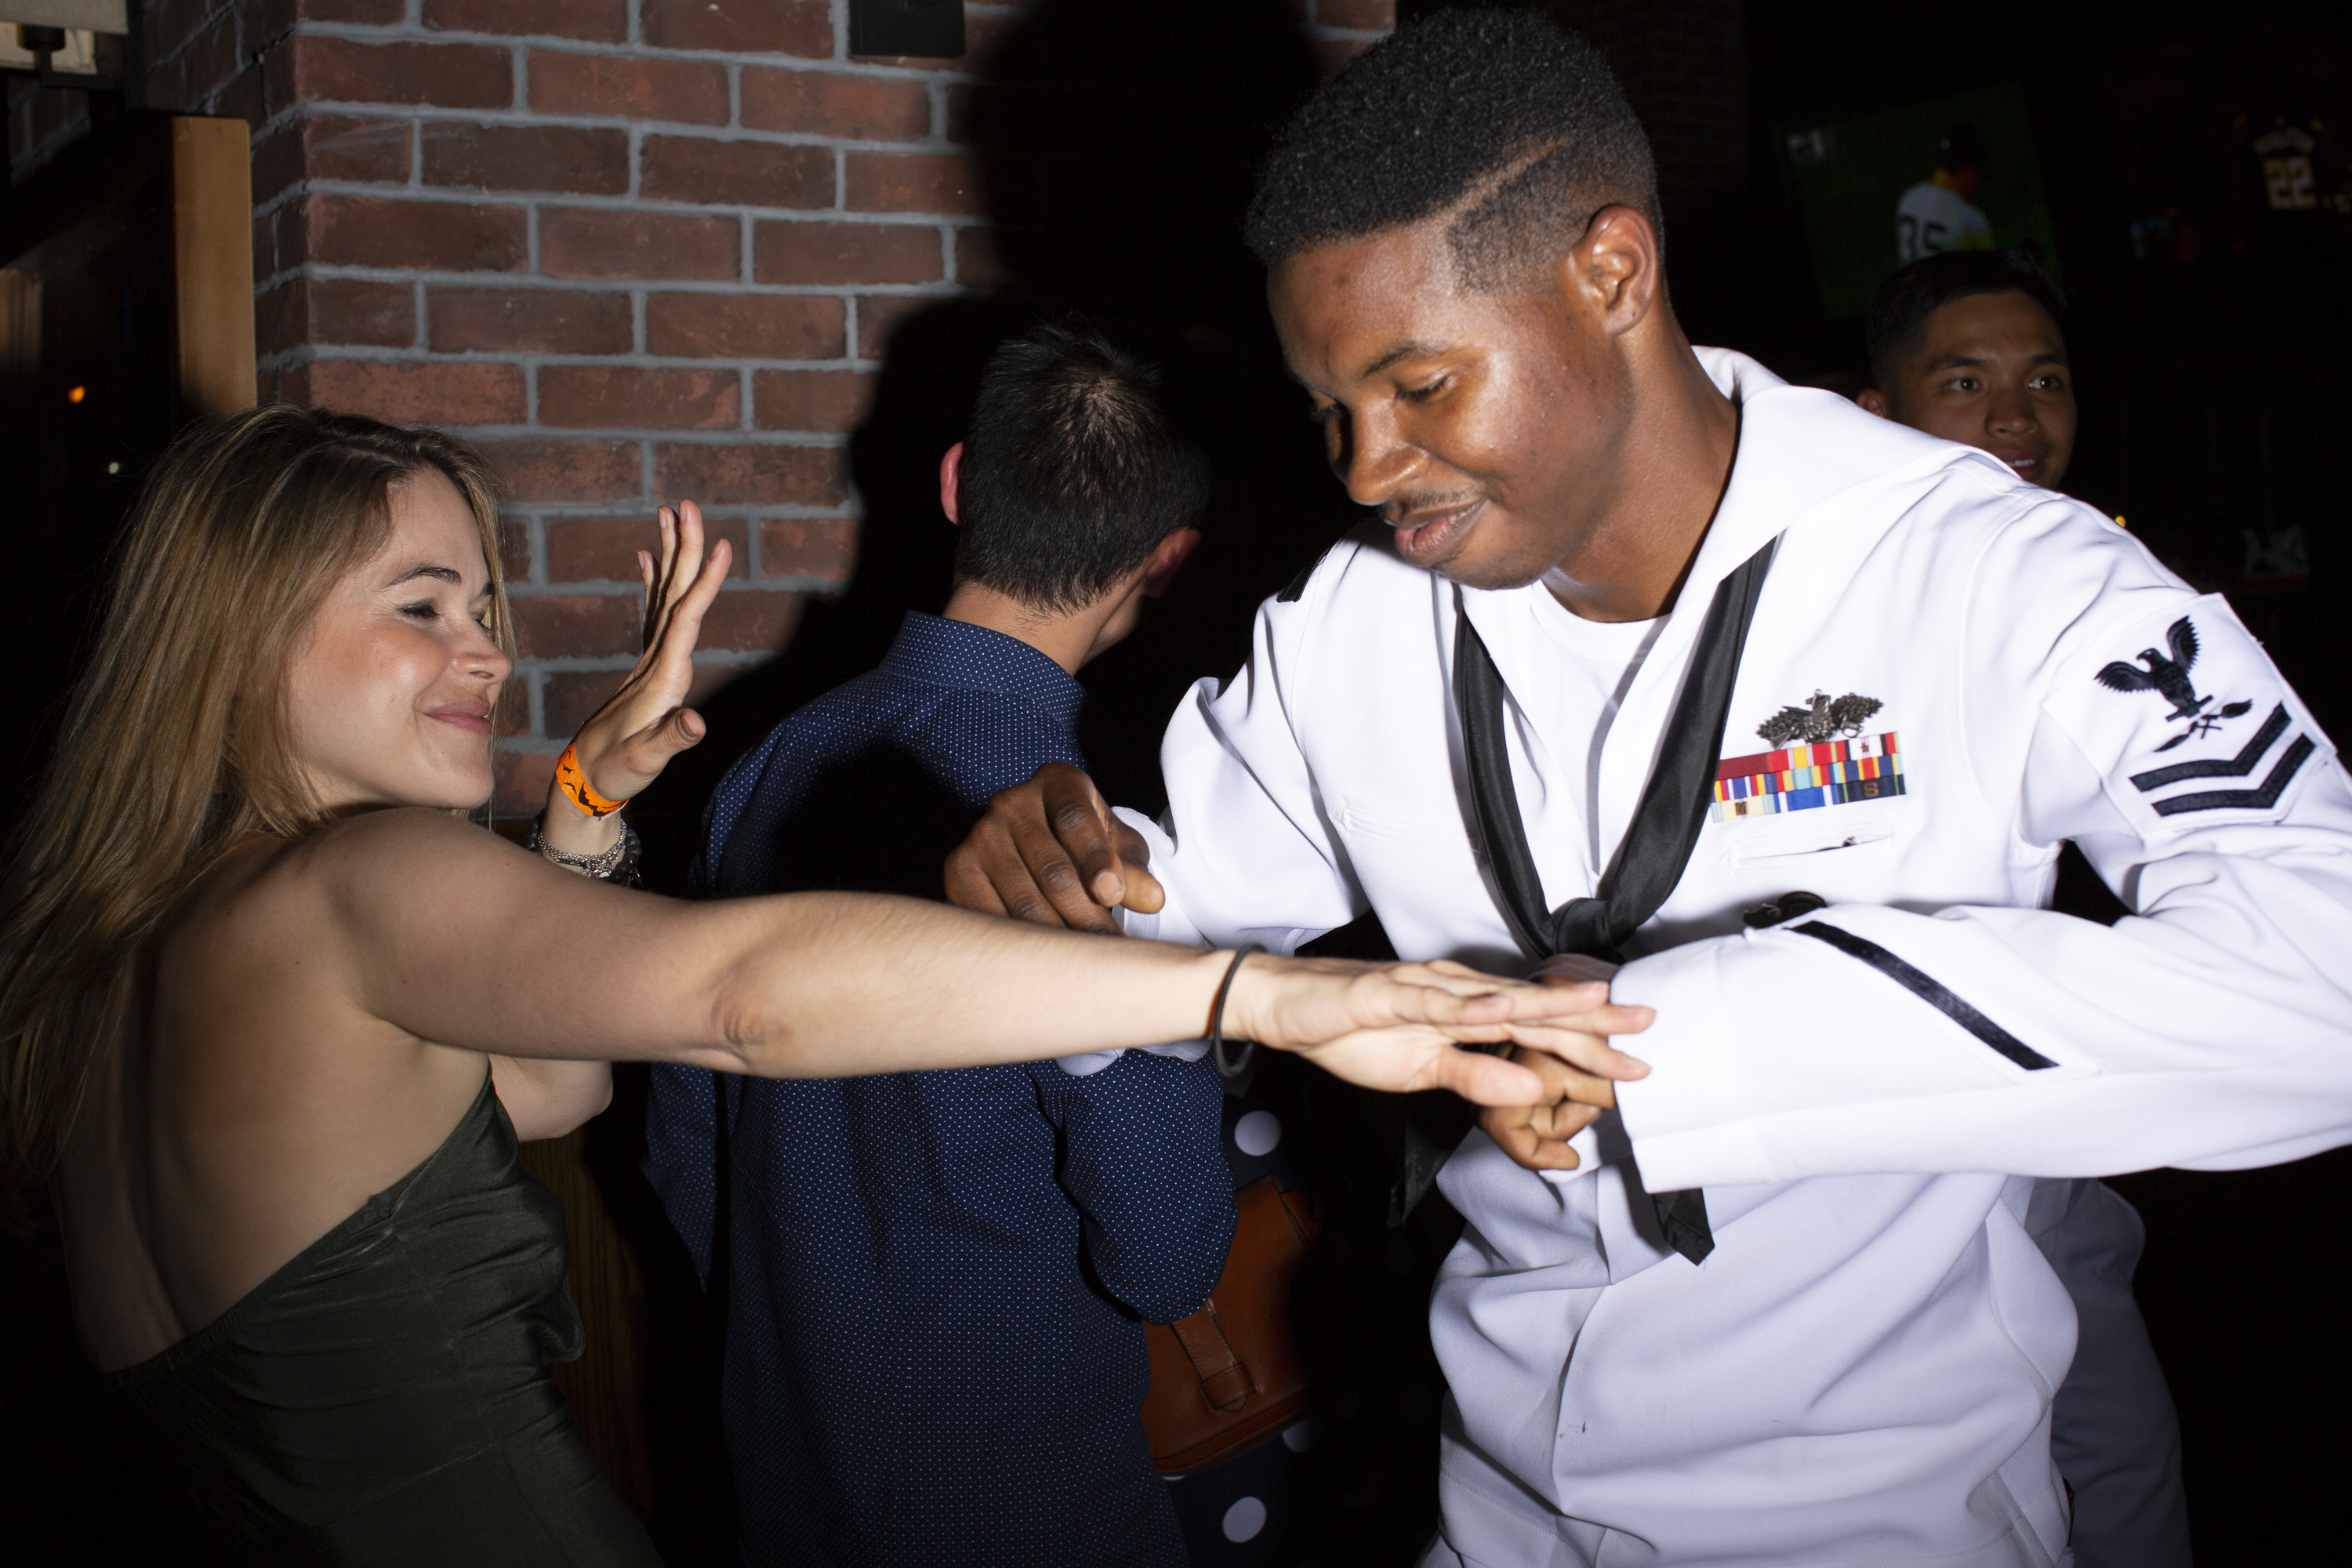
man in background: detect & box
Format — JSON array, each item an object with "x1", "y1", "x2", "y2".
[
  {"x1": 1897, "y1": 125, "x2": 1994, "y2": 261},
  {"x1": 644, "y1": 321, "x2": 1229, "y2": 1567},
  {"x1": 1860, "y1": 246, "x2": 2075, "y2": 489}
]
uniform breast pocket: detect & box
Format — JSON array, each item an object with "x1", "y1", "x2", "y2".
[{"x1": 1726, "y1": 810, "x2": 1895, "y2": 874}]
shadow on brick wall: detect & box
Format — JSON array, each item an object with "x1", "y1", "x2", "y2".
[
  {"x1": 624, "y1": 298, "x2": 1019, "y2": 896},
  {"x1": 655, "y1": 0, "x2": 1358, "y2": 856}
]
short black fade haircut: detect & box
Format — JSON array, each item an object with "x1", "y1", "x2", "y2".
[
  {"x1": 955, "y1": 321, "x2": 1211, "y2": 614},
  {"x1": 1864, "y1": 247, "x2": 2067, "y2": 389},
  {"x1": 1244, "y1": 8, "x2": 1658, "y2": 292}
]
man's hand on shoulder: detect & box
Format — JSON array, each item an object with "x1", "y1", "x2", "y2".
[{"x1": 944, "y1": 763, "x2": 1165, "y2": 932}]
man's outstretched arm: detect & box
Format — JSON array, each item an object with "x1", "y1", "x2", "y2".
[
  {"x1": 949, "y1": 766, "x2": 1650, "y2": 1158},
  {"x1": 945, "y1": 545, "x2": 1657, "y2": 1145}
]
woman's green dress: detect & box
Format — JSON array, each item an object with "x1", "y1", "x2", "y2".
[{"x1": 106, "y1": 1073, "x2": 661, "y2": 1565}]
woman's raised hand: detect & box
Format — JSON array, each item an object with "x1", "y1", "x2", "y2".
[
  {"x1": 1222, "y1": 955, "x2": 1652, "y2": 1109},
  {"x1": 542, "y1": 502, "x2": 728, "y2": 848}
]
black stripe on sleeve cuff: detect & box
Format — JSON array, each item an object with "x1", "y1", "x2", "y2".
[{"x1": 1788, "y1": 921, "x2": 2057, "y2": 1072}]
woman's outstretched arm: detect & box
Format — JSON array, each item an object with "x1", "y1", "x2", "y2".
[{"x1": 317, "y1": 809, "x2": 1647, "y2": 1105}]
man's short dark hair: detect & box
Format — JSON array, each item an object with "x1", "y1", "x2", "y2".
[
  {"x1": 1243, "y1": 8, "x2": 1658, "y2": 291},
  {"x1": 955, "y1": 321, "x2": 1210, "y2": 614},
  {"x1": 1864, "y1": 248, "x2": 2067, "y2": 389}
]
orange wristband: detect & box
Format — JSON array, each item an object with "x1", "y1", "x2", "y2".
[{"x1": 554, "y1": 742, "x2": 629, "y2": 818}]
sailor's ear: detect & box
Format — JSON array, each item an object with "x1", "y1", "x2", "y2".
[
  {"x1": 1557, "y1": 205, "x2": 1661, "y2": 339},
  {"x1": 1856, "y1": 387, "x2": 1890, "y2": 419},
  {"x1": 939, "y1": 442, "x2": 965, "y2": 524}
]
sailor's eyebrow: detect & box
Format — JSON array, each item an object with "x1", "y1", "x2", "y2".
[
  {"x1": 1356, "y1": 339, "x2": 1457, "y2": 379},
  {"x1": 1920, "y1": 353, "x2": 1991, "y2": 374}
]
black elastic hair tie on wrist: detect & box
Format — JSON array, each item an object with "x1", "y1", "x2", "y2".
[{"x1": 1208, "y1": 943, "x2": 1267, "y2": 1081}]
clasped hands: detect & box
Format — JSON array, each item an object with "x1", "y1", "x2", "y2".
[{"x1": 944, "y1": 762, "x2": 1653, "y2": 1171}]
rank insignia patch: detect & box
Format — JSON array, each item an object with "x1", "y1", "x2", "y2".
[
  {"x1": 2125, "y1": 702, "x2": 2314, "y2": 816},
  {"x1": 1711, "y1": 732, "x2": 1906, "y2": 822},
  {"x1": 2064, "y1": 595, "x2": 2317, "y2": 826}
]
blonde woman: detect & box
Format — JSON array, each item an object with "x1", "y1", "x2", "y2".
[{"x1": 0, "y1": 408, "x2": 1632, "y2": 1566}]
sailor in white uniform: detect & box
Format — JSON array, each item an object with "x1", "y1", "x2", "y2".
[
  {"x1": 946, "y1": 16, "x2": 2351, "y2": 1565},
  {"x1": 1105, "y1": 351, "x2": 2314, "y2": 1566}
]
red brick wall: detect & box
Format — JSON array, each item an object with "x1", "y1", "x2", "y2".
[
  {"x1": 230, "y1": 6, "x2": 1001, "y2": 810},
  {"x1": 249, "y1": 0, "x2": 1391, "y2": 813},
  {"x1": 13, "y1": 0, "x2": 1391, "y2": 814}
]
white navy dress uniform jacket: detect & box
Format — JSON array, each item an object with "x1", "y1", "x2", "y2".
[{"x1": 1120, "y1": 348, "x2": 2352, "y2": 1566}]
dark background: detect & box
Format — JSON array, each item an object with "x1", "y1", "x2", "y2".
[{"x1": 6, "y1": 0, "x2": 2349, "y2": 1562}]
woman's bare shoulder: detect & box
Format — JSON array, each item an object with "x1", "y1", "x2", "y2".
[
  {"x1": 299, "y1": 805, "x2": 518, "y2": 866},
  {"x1": 290, "y1": 808, "x2": 536, "y2": 891},
  {"x1": 160, "y1": 811, "x2": 521, "y2": 969}
]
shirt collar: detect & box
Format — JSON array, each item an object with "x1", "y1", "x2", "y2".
[
  {"x1": 1453, "y1": 347, "x2": 1994, "y2": 731},
  {"x1": 1669, "y1": 345, "x2": 1997, "y2": 602},
  {"x1": 880, "y1": 612, "x2": 1087, "y2": 732}
]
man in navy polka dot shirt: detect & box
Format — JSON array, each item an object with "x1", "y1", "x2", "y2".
[{"x1": 644, "y1": 322, "x2": 1230, "y2": 1567}]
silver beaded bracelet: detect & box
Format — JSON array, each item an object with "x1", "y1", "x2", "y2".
[{"x1": 524, "y1": 813, "x2": 642, "y2": 885}]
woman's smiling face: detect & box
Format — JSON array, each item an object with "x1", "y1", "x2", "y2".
[{"x1": 283, "y1": 468, "x2": 511, "y2": 814}]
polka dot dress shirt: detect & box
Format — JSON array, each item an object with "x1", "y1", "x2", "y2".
[{"x1": 643, "y1": 612, "x2": 1236, "y2": 1568}]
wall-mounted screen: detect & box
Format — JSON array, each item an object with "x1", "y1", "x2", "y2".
[{"x1": 1781, "y1": 83, "x2": 2062, "y2": 320}]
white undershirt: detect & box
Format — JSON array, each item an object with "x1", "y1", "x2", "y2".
[{"x1": 1525, "y1": 581, "x2": 1666, "y2": 882}]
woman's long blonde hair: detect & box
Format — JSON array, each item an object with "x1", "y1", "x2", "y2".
[{"x1": 0, "y1": 407, "x2": 511, "y2": 1221}]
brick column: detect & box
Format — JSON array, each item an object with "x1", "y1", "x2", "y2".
[{"x1": 222, "y1": 4, "x2": 1044, "y2": 812}]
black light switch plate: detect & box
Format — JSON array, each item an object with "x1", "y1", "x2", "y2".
[{"x1": 848, "y1": 0, "x2": 965, "y2": 58}]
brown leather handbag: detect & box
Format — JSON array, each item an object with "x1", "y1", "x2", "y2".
[{"x1": 1140, "y1": 1175, "x2": 1319, "y2": 1475}]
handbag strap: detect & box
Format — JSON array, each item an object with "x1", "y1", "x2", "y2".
[
  {"x1": 1422, "y1": 537, "x2": 1780, "y2": 1261},
  {"x1": 1167, "y1": 1303, "x2": 1255, "y2": 1414}
]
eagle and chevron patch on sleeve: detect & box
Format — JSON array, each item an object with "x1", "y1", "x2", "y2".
[
  {"x1": 1712, "y1": 732, "x2": 1906, "y2": 822},
  {"x1": 2085, "y1": 604, "x2": 2318, "y2": 820}
]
